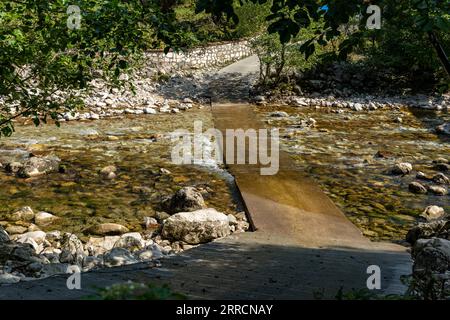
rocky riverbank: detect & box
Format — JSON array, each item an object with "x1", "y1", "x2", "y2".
[
  {"x1": 405, "y1": 207, "x2": 450, "y2": 299},
  {"x1": 0, "y1": 187, "x2": 249, "y2": 284}
]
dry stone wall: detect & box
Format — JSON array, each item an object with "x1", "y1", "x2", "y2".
[{"x1": 145, "y1": 39, "x2": 253, "y2": 72}]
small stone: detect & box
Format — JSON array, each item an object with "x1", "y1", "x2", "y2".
[
  {"x1": 435, "y1": 123, "x2": 450, "y2": 135},
  {"x1": 392, "y1": 162, "x2": 413, "y2": 175},
  {"x1": 85, "y1": 236, "x2": 120, "y2": 256},
  {"x1": 34, "y1": 212, "x2": 59, "y2": 226},
  {"x1": 10, "y1": 207, "x2": 35, "y2": 222},
  {"x1": 160, "y1": 168, "x2": 171, "y2": 175},
  {"x1": 420, "y1": 206, "x2": 446, "y2": 221},
  {"x1": 17, "y1": 155, "x2": 61, "y2": 178},
  {"x1": 162, "y1": 187, "x2": 206, "y2": 214},
  {"x1": 113, "y1": 232, "x2": 144, "y2": 252},
  {"x1": 434, "y1": 163, "x2": 450, "y2": 172},
  {"x1": 5, "y1": 225, "x2": 27, "y2": 235},
  {"x1": 0, "y1": 273, "x2": 21, "y2": 284},
  {"x1": 144, "y1": 108, "x2": 157, "y2": 114},
  {"x1": 5, "y1": 162, "x2": 23, "y2": 174},
  {"x1": 103, "y1": 248, "x2": 138, "y2": 267},
  {"x1": 269, "y1": 111, "x2": 289, "y2": 118},
  {"x1": 99, "y1": 165, "x2": 117, "y2": 175},
  {"x1": 82, "y1": 256, "x2": 103, "y2": 271},
  {"x1": 143, "y1": 217, "x2": 159, "y2": 230},
  {"x1": 41, "y1": 263, "x2": 70, "y2": 277},
  {"x1": 59, "y1": 233, "x2": 85, "y2": 266},
  {"x1": 227, "y1": 214, "x2": 238, "y2": 226},
  {"x1": 14, "y1": 231, "x2": 47, "y2": 244},
  {"x1": 432, "y1": 173, "x2": 450, "y2": 185},
  {"x1": 86, "y1": 223, "x2": 129, "y2": 236},
  {"x1": 409, "y1": 182, "x2": 427, "y2": 194},
  {"x1": 416, "y1": 171, "x2": 430, "y2": 180},
  {"x1": 428, "y1": 185, "x2": 448, "y2": 196}
]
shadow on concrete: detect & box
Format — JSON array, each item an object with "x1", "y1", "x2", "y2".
[{"x1": 0, "y1": 233, "x2": 411, "y2": 300}]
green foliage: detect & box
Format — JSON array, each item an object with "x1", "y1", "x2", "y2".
[
  {"x1": 200, "y1": 0, "x2": 450, "y2": 86},
  {"x1": 250, "y1": 19, "x2": 331, "y2": 87},
  {"x1": 0, "y1": 0, "x2": 164, "y2": 137},
  {"x1": 93, "y1": 282, "x2": 187, "y2": 300}
]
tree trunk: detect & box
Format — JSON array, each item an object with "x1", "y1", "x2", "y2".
[{"x1": 428, "y1": 31, "x2": 450, "y2": 77}]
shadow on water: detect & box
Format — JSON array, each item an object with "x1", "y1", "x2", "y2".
[{"x1": 408, "y1": 106, "x2": 450, "y2": 144}]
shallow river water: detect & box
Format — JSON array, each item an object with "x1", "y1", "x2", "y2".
[
  {"x1": 1, "y1": 105, "x2": 449, "y2": 243},
  {"x1": 0, "y1": 109, "x2": 238, "y2": 240},
  {"x1": 257, "y1": 105, "x2": 450, "y2": 241}
]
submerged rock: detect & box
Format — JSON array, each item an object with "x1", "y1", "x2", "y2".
[
  {"x1": 10, "y1": 207, "x2": 35, "y2": 222},
  {"x1": 391, "y1": 162, "x2": 413, "y2": 175},
  {"x1": 432, "y1": 173, "x2": 450, "y2": 185},
  {"x1": 436, "y1": 123, "x2": 450, "y2": 135},
  {"x1": 409, "y1": 181, "x2": 427, "y2": 194},
  {"x1": 34, "y1": 211, "x2": 60, "y2": 226},
  {"x1": 17, "y1": 155, "x2": 61, "y2": 178},
  {"x1": 162, "y1": 187, "x2": 206, "y2": 214},
  {"x1": 162, "y1": 208, "x2": 230, "y2": 244},
  {"x1": 269, "y1": 111, "x2": 289, "y2": 118},
  {"x1": 428, "y1": 185, "x2": 448, "y2": 196},
  {"x1": 86, "y1": 223, "x2": 129, "y2": 236}
]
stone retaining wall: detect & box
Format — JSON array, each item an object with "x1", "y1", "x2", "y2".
[{"x1": 145, "y1": 39, "x2": 253, "y2": 71}]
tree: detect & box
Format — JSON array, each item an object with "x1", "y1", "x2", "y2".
[
  {"x1": 0, "y1": 0, "x2": 182, "y2": 137},
  {"x1": 197, "y1": 0, "x2": 450, "y2": 78}
]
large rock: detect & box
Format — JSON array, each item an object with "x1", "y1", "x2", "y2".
[
  {"x1": 162, "y1": 187, "x2": 206, "y2": 214},
  {"x1": 412, "y1": 238, "x2": 450, "y2": 274},
  {"x1": 162, "y1": 208, "x2": 230, "y2": 244},
  {"x1": 17, "y1": 155, "x2": 61, "y2": 178},
  {"x1": 391, "y1": 162, "x2": 413, "y2": 175},
  {"x1": 86, "y1": 223, "x2": 129, "y2": 236},
  {"x1": 10, "y1": 206, "x2": 35, "y2": 222},
  {"x1": 0, "y1": 241, "x2": 43, "y2": 266}
]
